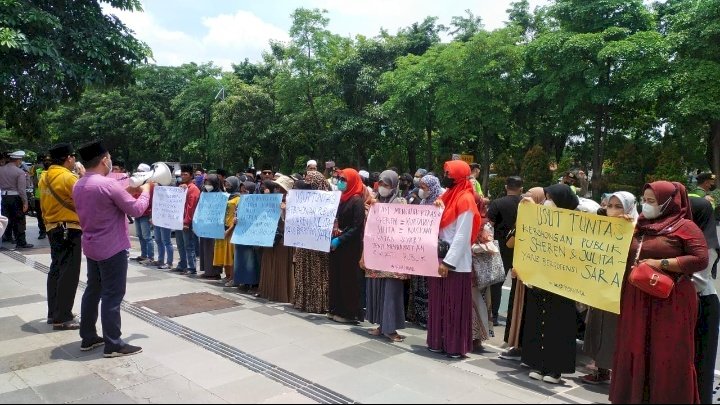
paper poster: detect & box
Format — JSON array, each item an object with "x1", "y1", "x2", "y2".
[
  {"x1": 284, "y1": 190, "x2": 341, "y2": 252},
  {"x1": 192, "y1": 192, "x2": 229, "y2": 239},
  {"x1": 231, "y1": 194, "x2": 283, "y2": 247},
  {"x1": 151, "y1": 186, "x2": 187, "y2": 230}
]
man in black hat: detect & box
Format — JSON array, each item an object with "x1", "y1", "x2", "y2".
[
  {"x1": 487, "y1": 176, "x2": 524, "y2": 331},
  {"x1": 72, "y1": 140, "x2": 151, "y2": 357},
  {"x1": 40, "y1": 143, "x2": 83, "y2": 329}
]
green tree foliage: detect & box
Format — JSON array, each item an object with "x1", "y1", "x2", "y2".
[{"x1": 521, "y1": 145, "x2": 554, "y2": 189}]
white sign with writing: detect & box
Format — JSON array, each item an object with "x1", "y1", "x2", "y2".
[
  {"x1": 284, "y1": 190, "x2": 341, "y2": 252},
  {"x1": 152, "y1": 186, "x2": 187, "y2": 230}
]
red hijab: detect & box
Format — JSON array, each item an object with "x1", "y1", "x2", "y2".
[
  {"x1": 439, "y1": 160, "x2": 481, "y2": 244},
  {"x1": 339, "y1": 168, "x2": 366, "y2": 203},
  {"x1": 637, "y1": 181, "x2": 693, "y2": 236}
]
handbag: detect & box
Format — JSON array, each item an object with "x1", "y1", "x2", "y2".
[
  {"x1": 628, "y1": 235, "x2": 675, "y2": 299},
  {"x1": 472, "y1": 240, "x2": 506, "y2": 289},
  {"x1": 438, "y1": 239, "x2": 450, "y2": 259}
]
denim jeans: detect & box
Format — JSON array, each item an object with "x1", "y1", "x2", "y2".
[
  {"x1": 134, "y1": 216, "x2": 154, "y2": 259},
  {"x1": 175, "y1": 228, "x2": 196, "y2": 271},
  {"x1": 154, "y1": 226, "x2": 173, "y2": 265},
  {"x1": 80, "y1": 251, "x2": 128, "y2": 352}
]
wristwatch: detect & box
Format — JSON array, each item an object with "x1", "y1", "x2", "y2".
[{"x1": 660, "y1": 259, "x2": 670, "y2": 271}]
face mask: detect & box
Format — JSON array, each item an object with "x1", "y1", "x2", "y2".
[
  {"x1": 418, "y1": 189, "x2": 428, "y2": 200},
  {"x1": 642, "y1": 203, "x2": 661, "y2": 219},
  {"x1": 441, "y1": 176, "x2": 455, "y2": 189},
  {"x1": 337, "y1": 180, "x2": 347, "y2": 192},
  {"x1": 331, "y1": 177, "x2": 338, "y2": 185},
  {"x1": 105, "y1": 159, "x2": 112, "y2": 176},
  {"x1": 544, "y1": 200, "x2": 556, "y2": 208},
  {"x1": 204, "y1": 185, "x2": 214, "y2": 192},
  {"x1": 378, "y1": 186, "x2": 393, "y2": 197},
  {"x1": 413, "y1": 178, "x2": 420, "y2": 187}
]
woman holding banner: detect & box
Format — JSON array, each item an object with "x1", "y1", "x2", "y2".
[
  {"x1": 328, "y1": 168, "x2": 366, "y2": 324},
  {"x1": 232, "y1": 181, "x2": 261, "y2": 291},
  {"x1": 257, "y1": 175, "x2": 296, "y2": 303},
  {"x1": 610, "y1": 182, "x2": 708, "y2": 404},
  {"x1": 428, "y1": 160, "x2": 481, "y2": 358},
  {"x1": 293, "y1": 171, "x2": 332, "y2": 314},
  {"x1": 215, "y1": 176, "x2": 241, "y2": 286},
  {"x1": 581, "y1": 191, "x2": 637, "y2": 385},
  {"x1": 521, "y1": 184, "x2": 579, "y2": 384},
  {"x1": 408, "y1": 175, "x2": 443, "y2": 327},
  {"x1": 198, "y1": 174, "x2": 223, "y2": 280},
  {"x1": 363, "y1": 170, "x2": 409, "y2": 342}
]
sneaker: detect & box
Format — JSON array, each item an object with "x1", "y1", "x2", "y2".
[
  {"x1": 80, "y1": 336, "x2": 105, "y2": 351},
  {"x1": 498, "y1": 347, "x2": 522, "y2": 361},
  {"x1": 224, "y1": 280, "x2": 238, "y2": 287},
  {"x1": 447, "y1": 353, "x2": 464, "y2": 359},
  {"x1": 15, "y1": 243, "x2": 34, "y2": 249},
  {"x1": 104, "y1": 344, "x2": 143, "y2": 358},
  {"x1": 150, "y1": 260, "x2": 162, "y2": 266},
  {"x1": 170, "y1": 267, "x2": 186, "y2": 273},
  {"x1": 427, "y1": 347, "x2": 444, "y2": 353},
  {"x1": 139, "y1": 259, "x2": 154, "y2": 265},
  {"x1": 53, "y1": 319, "x2": 80, "y2": 330},
  {"x1": 158, "y1": 264, "x2": 170, "y2": 270},
  {"x1": 529, "y1": 371, "x2": 544, "y2": 381},
  {"x1": 542, "y1": 374, "x2": 562, "y2": 384},
  {"x1": 132, "y1": 256, "x2": 147, "y2": 262},
  {"x1": 185, "y1": 270, "x2": 197, "y2": 276}
]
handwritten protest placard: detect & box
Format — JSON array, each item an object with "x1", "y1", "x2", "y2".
[
  {"x1": 363, "y1": 204, "x2": 443, "y2": 277},
  {"x1": 284, "y1": 190, "x2": 341, "y2": 252},
  {"x1": 192, "y1": 192, "x2": 229, "y2": 239},
  {"x1": 152, "y1": 186, "x2": 187, "y2": 230},
  {"x1": 231, "y1": 194, "x2": 282, "y2": 247},
  {"x1": 513, "y1": 203, "x2": 635, "y2": 314}
]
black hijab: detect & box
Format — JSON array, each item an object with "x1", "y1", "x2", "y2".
[
  {"x1": 243, "y1": 181, "x2": 256, "y2": 194},
  {"x1": 691, "y1": 197, "x2": 719, "y2": 249},
  {"x1": 544, "y1": 184, "x2": 579, "y2": 210}
]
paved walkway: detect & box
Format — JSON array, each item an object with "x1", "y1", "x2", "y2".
[{"x1": 0, "y1": 218, "x2": 614, "y2": 403}]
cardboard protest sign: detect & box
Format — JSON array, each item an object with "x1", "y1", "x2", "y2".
[
  {"x1": 231, "y1": 194, "x2": 282, "y2": 247},
  {"x1": 192, "y1": 192, "x2": 229, "y2": 239},
  {"x1": 284, "y1": 190, "x2": 341, "y2": 252},
  {"x1": 152, "y1": 186, "x2": 186, "y2": 230}
]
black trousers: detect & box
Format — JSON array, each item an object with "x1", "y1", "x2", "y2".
[
  {"x1": 491, "y1": 244, "x2": 514, "y2": 320},
  {"x1": 1, "y1": 195, "x2": 26, "y2": 245},
  {"x1": 695, "y1": 294, "x2": 720, "y2": 404},
  {"x1": 46, "y1": 228, "x2": 82, "y2": 323},
  {"x1": 36, "y1": 200, "x2": 46, "y2": 235}
]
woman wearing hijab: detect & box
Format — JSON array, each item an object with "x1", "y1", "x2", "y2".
[
  {"x1": 610, "y1": 182, "x2": 708, "y2": 404},
  {"x1": 428, "y1": 161, "x2": 481, "y2": 358},
  {"x1": 690, "y1": 197, "x2": 719, "y2": 404},
  {"x1": 500, "y1": 187, "x2": 546, "y2": 361},
  {"x1": 214, "y1": 176, "x2": 241, "y2": 285},
  {"x1": 408, "y1": 175, "x2": 443, "y2": 327},
  {"x1": 581, "y1": 191, "x2": 638, "y2": 385},
  {"x1": 363, "y1": 170, "x2": 409, "y2": 342},
  {"x1": 257, "y1": 175, "x2": 296, "y2": 303},
  {"x1": 520, "y1": 184, "x2": 580, "y2": 384},
  {"x1": 232, "y1": 181, "x2": 261, "y2": 291},
  {"x1": 328, "y1": 168, "x2": 366, "y2": 323},
  {"x1": 198, "y1": 174, "x2": 223, "y2": 280},
  {"x1": 293, "y1": 171, "x2": 332, "y2": 314}
]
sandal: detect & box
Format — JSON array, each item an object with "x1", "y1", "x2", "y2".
[
  {"x1": 368, "y1": 328, "x2": 381, "y2": 336},
  {"x1": 385, "y1": 333, "x2": 405, "y2": 342}
]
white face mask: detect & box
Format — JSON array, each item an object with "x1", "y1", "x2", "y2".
[
  {"x1": 642, "y1": 203, "x2": 661, "y2": 219},
  {"x1": 378, "y1": 186, "x2": 393, "y2": 198},
  {"x1": 418, "y1": 189, "x2": 428, "y2": 200},
  {"x1": 105, "y1": 159, "x2": 112, "y2": 176},
  {"x1": 544, "y1": 200, "x2": 556, "y2": 208},
  {"x1": 204, "y1": 185, "x2": 214, "y2": 192},
  {"x1": 413, "y1": 178, "x2": 420, "y2": 187},
  {"x1": 330, "y1": 177, "x2": 338, "y2": 185}
]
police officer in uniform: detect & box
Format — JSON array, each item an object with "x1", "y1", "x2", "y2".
[{"x1": 0, "y1": 151, "x2": 33, "y2": 249}]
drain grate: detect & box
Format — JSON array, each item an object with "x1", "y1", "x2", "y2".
[{"x1": 1, "y1": 248, "x2": 357, "y2": 404}]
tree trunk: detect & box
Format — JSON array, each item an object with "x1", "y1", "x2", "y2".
[
  {"x1": 426, "y1": 120, "x2": 433, "y2": 169},
  {"x1": 407, "y1": 142, "x2": 418, "y2": 174},
  {"x1": 591, "y1": 108, "x2": 605, "y2": 198},
  {"x1": 711, "y1": 120, "x2": 720, "y2": 188}
]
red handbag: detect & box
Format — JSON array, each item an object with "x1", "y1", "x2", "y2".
[{"x1": 628, "y1": 236, "x2": 675, "y2": 299}]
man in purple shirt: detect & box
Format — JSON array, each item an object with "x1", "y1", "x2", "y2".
[{"x1": 72, "y1": 141, "x2": 151, "y2": 357}]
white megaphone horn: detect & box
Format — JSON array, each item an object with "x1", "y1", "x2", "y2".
[{"x1": 129, "y1": 162, "x2": 174, "y2": 187}]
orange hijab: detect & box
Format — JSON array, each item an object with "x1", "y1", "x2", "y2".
[
  {"x1": 439, "y1": 160, "x2": 481, "y2": 244},
  {"x1": 339, "y1": 168, "x2": 366, "y2": 204}
]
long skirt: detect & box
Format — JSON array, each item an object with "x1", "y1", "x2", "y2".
[
  {"x1": 366, "y1": 278, "x2": 406, "y2": 334},
  {"x1": 472, "y1": 286, "x2": 492, "y2": 342},
  {"x1": 583, "y1": 308, "x2": 618, "y2": 370},
  {"x1": 696, "y1": 294, "x2": 720, "y2": 405},
  {"x1": 328, "y1": 247, "x2": 365, "y2": 322},
  {"x1": 213, "y1": 236, "x2": 234, "y2": 267},
  {"x1": 257, "y1": 245, "x2": 294, "y2": 303},
  {"x1": 293, "y1": 248, "x2": 329, "y2": 314},
  {"x1": 427, "y1": 271, "x2": 473, "y2": 356},
  {"x1": 506, "y1": 280, "x2": 526, "y2": 348},
  {"x1": 611, "y1": 278, "x2": 699, "y2": 404},
  {"x1": 521, "y1": 287, "x2": 577, "y2": 375},
  {"x1": 233, "y1": 245, "x2": 260, "y2": 286},
  {"x1": 199, "y1": 237, "x2": 221, "y2": 276},
  {"x1": 409, "y1": 276, "x2": 429, "y2": 327}
]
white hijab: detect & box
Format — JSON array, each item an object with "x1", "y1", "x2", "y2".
[{"x1": 610, "y1": 191, "x2": 639, "y2": 224}]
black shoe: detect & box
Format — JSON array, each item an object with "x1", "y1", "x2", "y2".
[
  {"x1": 15, "y1": 243, "x2": 34, "y2": 249},
  {"x1": 104, "y1": 344, "x2": 142, "y2": 358},
  {"x1": 499, "y1": 347, "x2": 522, "y2": 360},
  {"x1": 80, "y1": 336, "x2": 105, "y2": 351},
  {"x1": 37, "y1": 233, "x2": 46, "y2": 240},
  {"x1": 53, "y1": 319, "x2": 80, "y2": 330}
]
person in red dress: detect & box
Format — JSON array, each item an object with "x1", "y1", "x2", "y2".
[{"x1": 610, "y1": 181, "x2": 708, "y2": 404}]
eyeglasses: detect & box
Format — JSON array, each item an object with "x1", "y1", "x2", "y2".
[{"x1": 262, "y1": 171, "x2": 272, "y2": 174}]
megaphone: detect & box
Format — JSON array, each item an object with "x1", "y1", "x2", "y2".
[{"x1": 129, "y1": 162, "x2": 174, "y2": 187}]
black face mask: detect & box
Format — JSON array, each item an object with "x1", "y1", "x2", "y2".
[
  {"x1": 711, "y1": 185, "x2": 717, "y2": 192},
  {"x1": 441, "y1": 176, "x2": 455, "y2": 189}
]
